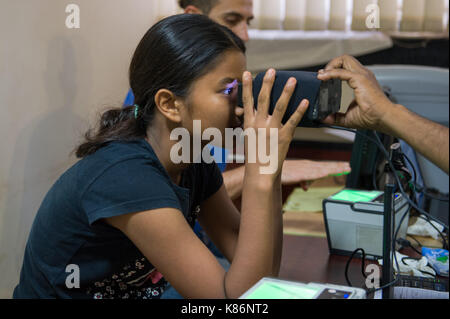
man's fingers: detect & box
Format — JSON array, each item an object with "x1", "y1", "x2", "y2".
[
  {"x1": 321, "y1": 112, "x2": 350, "y2": 128},
  {"x1": 322, "y1": 114, "x2": 337, "y2": 126},
  {"x1": 324, "y1": 56, "x2": 345, "y2": 71},
  {"x1": 317, "y1": 68, "x2": 357, "y2": 85},
  {"x1": 324, "y1": 55, "x2": 365, "y2": 73},
  {"x1": 326, "y1": 162, "x2": 352, "y2": 175},
  {"x1": 300, "y1": 181, "x2": 310, "y2": 191}
]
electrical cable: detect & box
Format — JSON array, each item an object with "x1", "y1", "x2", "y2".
[
  {"x1": 373, "y1": 131, "x2": 449, "y2": 250},
  {"x1": 344, "y1": 248, "x2": 367, "y2": 287},
  {"x1": 397, "y1": 238, "x2": 422, "y2": 255},
  {"x1": 321, "y1": 124, "x2": 449, "y2": 231},
  {"x1": 321, "y1": 125, "x2": 449, "y2": 296},
  {"x1": 371, "y1": 131, "x2": 449, "y2": 232},
  {"x1": 407, "y1": 234, "x2": 423, "y2": 248},
  {"x1": 397, "y1": 153, "x2": 448, "y2": 248},
  {"x1": 371, "y1": 130, "x2": 448, "y2": 289},
  {"x1": 413, "y1": 183, "x2": 449, "y2": 202},
  {"x1": 401, "y1": 152, "x2": 417, "y2": 190},
  {"x1": 322, "y1": 126, "x2": 403, "y2": 293},
  {"x1": 372, "y1": 150, "x2": 380, "y2": 190},
  {"x1": 346, "y1": 193, "x2": 405, "y2": 295},
  {"x1": 319, "y1": 125, "x2": 422, "y2": 295},
  {"x1": 417, "y1": 215, "x2": 449, "y2": 250},
  {"x1": 367, "y1": 132, "x2": 406, "y2": 295},
  {"x1": 402, "y1": 151, "x2": 449, "y2": 202},
  {"x1": 401, "y1": 257, "x2": 437, "y2": 278}
]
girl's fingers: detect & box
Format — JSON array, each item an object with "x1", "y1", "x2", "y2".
[
  {"x1": 271, "y1": 77, "x2": 297, "y2": 125},
  {"x1": 285, "y1": 99, "x2": 309, "y2": 135},
  {"x1": 256, "y1": 69, "x2": 276, "y2": 120},
  {"x1": 242, "y1": 71, "x2": 255, "y2": 121}
]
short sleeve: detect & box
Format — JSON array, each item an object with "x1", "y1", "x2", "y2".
[
  {"x1": 201, "y1": 162, "x2": 224, "y2": 201},
  {"x1": 81, "y1": 159, "x2": 182, "y2": 225}
]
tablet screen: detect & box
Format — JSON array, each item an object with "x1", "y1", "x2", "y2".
[{"x1": 242, "y1": 280, "x2": 322, "y2": 299}]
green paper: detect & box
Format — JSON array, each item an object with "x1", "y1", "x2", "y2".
[
  {"x1": 283, "y1": 187, "x2": 344, "y2": 212},
  {"x1": 329, "y1": 171, "x2": 351, "y2": 177}
]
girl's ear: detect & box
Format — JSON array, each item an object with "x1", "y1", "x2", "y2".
[
  {"x1": 154, "y1": 89, "x2": 183, "y2": 123},
  {"x1": 184, "y1": 5, "x2": 204, "y2": 15}
]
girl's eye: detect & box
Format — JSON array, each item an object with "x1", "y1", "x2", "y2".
[
  {"x1": 224, "y1": 87, "x2": 234, "y2": 95},
  {"x1": 223, "y1": 80, "x2": 238, "y2": 96}
]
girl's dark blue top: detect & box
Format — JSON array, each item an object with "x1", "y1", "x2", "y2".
[{"x1": 13, "y1": 139, "x2": 223, "y2": 299}]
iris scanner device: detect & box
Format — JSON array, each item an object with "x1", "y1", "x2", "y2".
[{"x1": 237, "y1": 71, "x2": 342, "y2": 127}]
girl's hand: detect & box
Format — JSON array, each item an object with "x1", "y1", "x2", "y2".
[{"x1": 242, "y1": 69, "x2": 309, "y2": 180}]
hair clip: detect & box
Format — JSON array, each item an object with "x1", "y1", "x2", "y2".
[{"x1": 134, "y1": 104, "x2": 139, "y2": 119}]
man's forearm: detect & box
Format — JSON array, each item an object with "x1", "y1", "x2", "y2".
[
  {"x1": 382, "y1": 104, "x2": 449, "y2": 174},
  {"x1": 223, "y1": 166, "x2": 245, "y2": 201}
]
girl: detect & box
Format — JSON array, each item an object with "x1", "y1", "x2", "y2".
[{"x1": 13, "y1": 14, "x2": 309, "y2": 299}]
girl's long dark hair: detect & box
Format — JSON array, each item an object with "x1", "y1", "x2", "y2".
[{"x1": 75, "y1": 14, "x2": 246, "y2": 158}]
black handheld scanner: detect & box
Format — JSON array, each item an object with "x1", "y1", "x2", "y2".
[{"x1": 237, "y1": 71, "x2": 342, "y2": 127}]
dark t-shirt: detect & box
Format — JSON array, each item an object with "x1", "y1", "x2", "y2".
[{"x1": 13, "y1": 139, "x2": 223, "y2": 299}]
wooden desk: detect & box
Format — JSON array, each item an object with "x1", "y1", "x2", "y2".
[
  {"x1": 277, "y1": 229, "x2": 443, "y2": 294},
  {"x1": 279, "y1": 176, "x2": 380, "y2": 292},
  {"x1": 278, "y1": 235, "x2": 378, "y2": 289}
]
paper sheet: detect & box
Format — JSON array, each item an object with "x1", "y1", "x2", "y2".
[{"x1": 283, "y1": 187, "x2": 343, "y2": 212}]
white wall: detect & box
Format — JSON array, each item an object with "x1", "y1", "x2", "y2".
[{"x1": 0, "y1": 0, "x2": 158, "y2": 298}]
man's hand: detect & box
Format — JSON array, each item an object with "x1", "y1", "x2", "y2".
[
  {"x1": 281, "y1": 160, "x2": 351, "y2": 191},
  {"x1": 316, "y1": 55, "x2": 448, "y2": 174},
  {"x1": 317, "y1": 55, "x2": 396, "y2": 134}
]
